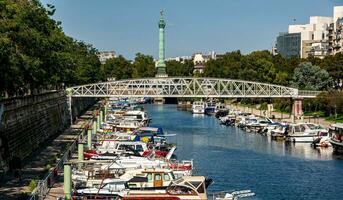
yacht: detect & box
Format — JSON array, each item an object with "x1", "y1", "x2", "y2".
[
  {"x1": 192, "y1": 101, "x2": 206, "y2": 114},
  {"x1": 75, "y1": 168, "x2": 177, "y2": 196},
  {"x1": 205, "y1": 102, "x2": 216, "y2": 115},
  {"x1": 121, "y1": 176, "x2": 210, "y2": 200},
  {"x1": 286, "y1": 123, "x2": 328, "y2": 143},
  {"x1": 123, "y1": 110, "x2": 150, "y2": 125}
]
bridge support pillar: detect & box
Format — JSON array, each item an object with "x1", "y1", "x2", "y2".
[
  {"x1": 63, "y1": 162, "x2": 71, "y2": 199},
  {"x1": 292, "y1": 98, "x2": 303, "y2": 120},
  {"x1": 267, "y1": 104, "x2": 273, "y2": 118}
]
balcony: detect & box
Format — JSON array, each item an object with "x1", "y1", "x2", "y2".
[{"x1": 334, "y1": 44, "x2": 341, "y2": 49}]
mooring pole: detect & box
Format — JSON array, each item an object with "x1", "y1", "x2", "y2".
[
  {"x1": 97, "y1": 116, "x2": 100, "y2": 131},
  {"x1": 100, "y1": 110, "x2": 103, "y2": 124},
  {"x1": 63, "y1": 162, "x2": 71, "y2": 199},
  {"x1": 92, "y1": 120, "x2": 97, "y2": 135},
  {"x1": 87, "y1": 129, "x2": 92, "y2": 149},
  {"x1": 78, "y1": 142, "x2": 84, "y2": 170}
]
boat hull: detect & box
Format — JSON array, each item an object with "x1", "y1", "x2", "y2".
[
  {"x1": 286, "y1": 135, "x2": 315, "y2": 143},
  {"x1": 330, "y1": 139, "x2": 343, "y2": 153}
]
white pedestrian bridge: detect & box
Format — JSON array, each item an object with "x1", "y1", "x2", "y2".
[{"x1": 66, "y1": 77, "x2": 321, "y2": 98}]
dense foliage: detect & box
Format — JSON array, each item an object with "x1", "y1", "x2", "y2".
[
  {"x1": 291, "y1": 62, "x2": 333, "y2": 90},
  {"x1": 203, "y1": 50, "x2": 342, "y2": 90},
  {"x1": 101, "y1": 55, "x2": 194, "y2": 80},
  {"x1": 0, "y1": 0, "x2": 102, "y2": 97}
]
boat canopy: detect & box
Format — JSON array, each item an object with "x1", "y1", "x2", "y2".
[
  {"x1": 137, "y1": 126, "x2": 164, "y2": 135},
  {"x1": 331, "y1": 123, "x2": 343, "y2": 129}
]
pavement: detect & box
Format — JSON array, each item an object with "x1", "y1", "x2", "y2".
[
  {"x1": 231, "y1": 104, "x2": 332, "y2": 127},
  {"x1": 0, "y1": 111, "x2": 94, "y2": 200}
]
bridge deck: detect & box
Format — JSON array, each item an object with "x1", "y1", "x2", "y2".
[{"x1": 67, "y1": 77, "x2": 321, "y2": 98}]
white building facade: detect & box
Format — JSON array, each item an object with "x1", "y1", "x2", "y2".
[
  {"x1": 288, "y1": 16, "x2": 332, "y2": 58},
  {"x1": 98, "y1": 51, "x2": 116, "y2": 64},
  {"x1": 276, "y1": 6, "x2": 343, "y2": 59},
  {"x1": 328, "y1": 6, "x2": 343, "y2": 55}
]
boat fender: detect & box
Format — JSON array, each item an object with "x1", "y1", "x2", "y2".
[{"x1": 320, "y1": 141, "x2": 327, "y2": 147}]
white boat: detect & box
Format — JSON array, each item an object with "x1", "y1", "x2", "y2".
[
  {"x1": 329, "y1": 123, "x2": 343, "y2": 152},
  {"x1": 286, "y1": 123, "x2": 328, "y2": 143},
  {"x1": 215, "y1": 103, "x2": 226, "y2": 112},
  {"x1": 97, "y1": 140, "x2": 148, "y2": 155},
  {"x1": 192, "y1": 101, "x2": 206, "y2": 114},
  {"x1": 123, "y1": 110, "x2": 150, "y2": 124},
  {"x1": 89, "y1": 147, "x2": 192, "y2": 177},
  {"x1": 76, "y1": 168, "x2": 177, "y2": 195},
  {"x1": 114, "y1": 120, "x2": 142, "y2": 132},
  {"x1": 213, "y1": 190, "x2": 255, "y2": 200},
  {"x1": 121, "y1": 176, "x2": 210, "y2": 200}
]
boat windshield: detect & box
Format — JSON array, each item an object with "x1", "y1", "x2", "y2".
[
  {"x1": 307, "y1": 124, "x2": 324, "y2": 130},
  {"x1": 167, "y1": 185, "x2": 197, "y2": 195}
]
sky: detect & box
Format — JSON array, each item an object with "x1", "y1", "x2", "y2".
[{"x1": 40, "y1": 0, "x2": 343, "y2": 60}]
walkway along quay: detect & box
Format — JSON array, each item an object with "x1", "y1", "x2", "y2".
[
  {"x1": 45, "y1": 98, "x2": 255, "y2": 200},
  {"x1": 0, "y1": 92, "x2": 99, "y2": 199}
]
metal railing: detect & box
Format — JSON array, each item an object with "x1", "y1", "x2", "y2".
[
  {"x1": 298, "y1": 90, "x2": 323, "y2": 98},
  {"x1": 28, "y1": 121, "x2": 91, "y2": 200}
]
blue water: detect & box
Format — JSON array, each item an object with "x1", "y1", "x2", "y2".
[{"x1": 146, "y1": 104, "x2": 343, "y2": 200}]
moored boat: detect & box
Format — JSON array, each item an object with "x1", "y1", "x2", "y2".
[
  {"x1": 192, "y1": 101, "x2": 206, "y2": 114},
  {"x1": 285, "y1": 123, "x2": 328, "y2": 143},
  {"x1": 329, "y1": 123, "x2": 343, "y2": 153},
  {"x1": 121, "y1": 176, "x2": 210, "y2": 200}
]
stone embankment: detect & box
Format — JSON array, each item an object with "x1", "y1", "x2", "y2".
[{"x1": 0, "y1": 92, "x2": 95, "y2": 173}]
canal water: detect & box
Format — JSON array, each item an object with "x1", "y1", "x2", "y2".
[{"x1": 146, "y1": 104, "x2": 343, "y2": 200}]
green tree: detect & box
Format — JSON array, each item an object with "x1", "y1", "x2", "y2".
[
  {"x1": 0, "y1": 0, "x2": 103, "y2": 96},
  {"x1": 132, "y1": 53, "x2": 156, "y2": 78},
  {"x1": 101, "y1": 55, "x2": 133, "y2": 80},
  {"x1": 291, "y1": 62, "x2": 333, "y2": 90},
  {"x1": 166, "y1": 60, "x2": 193, "y2": 76},
  {"x1": 320, "y1": 53, "x2": 343, "y2": 89}
]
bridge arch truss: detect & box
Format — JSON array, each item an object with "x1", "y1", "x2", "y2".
[{"x1": 65, "y1": 77, "x2": 320, "y2": 98}]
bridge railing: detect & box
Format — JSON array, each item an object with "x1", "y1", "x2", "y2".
[
  {"x1": 67, "y1": 77, "x2": 302, "y2": 98},
  {"x1": 298, "y1": 90, "x2": 323, "y2": 98}
]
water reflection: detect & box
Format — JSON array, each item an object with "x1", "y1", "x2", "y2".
[{"x1": 192, "y1": 114, "x2": 205, "y2": 118}]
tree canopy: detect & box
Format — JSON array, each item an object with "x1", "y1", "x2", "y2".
[
  {"x1": 291, "y1": 62, "x2": 333, "y2": 90},
  {"x1": 0, "y1": 0, "x2": 102, "y2": 97}
]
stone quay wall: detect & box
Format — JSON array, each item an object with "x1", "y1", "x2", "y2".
[{"x1": 0, "y1": 91, "x2": 95, "y2": 172}]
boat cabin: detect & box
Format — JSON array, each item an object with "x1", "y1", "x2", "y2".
[
  {"x1": 97, "y1": 140, "x2": 148, "y2": 155},
  {"x1": 123, "y1": 110, "x2": 149, "y2": 123},
  {"x1": 288, "y1": 123, "x2": 327, "y2": 136},
  {"x1": 123, "y1": 176, "x2": 208, "y2": 200},
  {"x1": 125, "y1": 169, "x2": 175, "y2": 190},
  {"x1": 329, "y1": 123, "x2": 343, "y2": 153}
]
